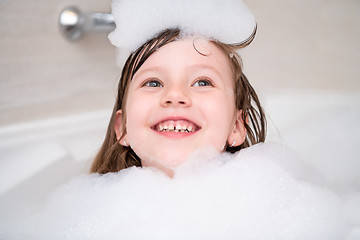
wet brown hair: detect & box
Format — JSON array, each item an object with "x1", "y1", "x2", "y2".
[{"x1": 90, "y1": 28, "x2": 266, "y2": 174}]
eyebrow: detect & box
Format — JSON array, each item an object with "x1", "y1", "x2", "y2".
[
  {"x1": 134, "y1": 66, "x2": 164, "y2": 76},
  {"x1": 134, "y1": 64, "x2": 223, "y2": 79},
  {"x1": 188, "y1": 64, "x2": 223, "y2": 78}
]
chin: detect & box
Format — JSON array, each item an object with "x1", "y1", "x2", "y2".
[{"x1": 151, "y1": 150, "x2": 192, "y2": 169}]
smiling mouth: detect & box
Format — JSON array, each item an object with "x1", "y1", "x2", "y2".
[{"x1": 152, "y1": 120, "x2": 200, "y2": 133}]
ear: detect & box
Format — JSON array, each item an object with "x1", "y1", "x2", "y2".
[
  {"x1": 227, "y1": 110, "x2": 246, "y2": 147},
  {"x1": 114, "y1": 110, "x2": 128, "y2": 146}
]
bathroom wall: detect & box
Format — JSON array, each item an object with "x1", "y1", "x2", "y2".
[
  {"x1": 0, "y1": 0, "x2": 359, "y2": 126},
  {"x1": 0, "y1": 0, "x2": 118, "y2": 126},
  {"x1": 244, "y1": 0, "x2": 360, "y2": 96}
]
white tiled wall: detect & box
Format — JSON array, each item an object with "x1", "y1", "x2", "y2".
[{"x1": 0, "y1": 0, "x2": 359, "y2": 126}]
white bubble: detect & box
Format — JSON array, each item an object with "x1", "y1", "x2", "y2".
[
  {"x1": 1, "y1": 143, "x2": 357, "y2": 239},
  {"x1": 108, "y1": 0, "x2": 256, "y2": 68}
]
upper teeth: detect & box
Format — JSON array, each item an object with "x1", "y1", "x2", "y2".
[{"x1": 156, "y1": 120, "x2": 196, "y2": 132}]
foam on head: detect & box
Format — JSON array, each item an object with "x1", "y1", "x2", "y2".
[{"x1": 108, "y1": 0, "x2": 256, "y2": 67}]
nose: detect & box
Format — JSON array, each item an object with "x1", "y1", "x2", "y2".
[{"x1": 160, "y1": 85, "x2": 192, "y2": 108}]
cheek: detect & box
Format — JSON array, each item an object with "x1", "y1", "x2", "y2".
[
  {"x1": 124, "y1": 99, "x2": 147, "y2": 140},
  {"x1": 205, "y1": 93, "x2": 235, "y2": 123},
  {"x1": 201, "y1": 95, "x2": 236, "y2": 149}
]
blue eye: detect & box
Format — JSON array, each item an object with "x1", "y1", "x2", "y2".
[
  {"x1": 192, "y1": 78, "x2": 214, "y2": 87},
  {"x1": 143, "y1": 79, "x2": 163, "y2": 88}
]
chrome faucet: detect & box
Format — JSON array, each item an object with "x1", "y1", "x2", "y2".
[{"x1": 59, "y1": 7, "x2": 115, "y2": 41}]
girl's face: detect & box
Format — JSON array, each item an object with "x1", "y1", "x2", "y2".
[{"x1": 116, "y1": 39, "x2": 246, "y2": 174}]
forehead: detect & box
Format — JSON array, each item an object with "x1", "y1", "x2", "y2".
[{"x1": 135, "y1": 38, "x2": 233, "y2": 77}]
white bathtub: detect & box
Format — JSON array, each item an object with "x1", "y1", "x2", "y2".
[
  {"x1": 1, "y1": 90, "x2": 359, "y2": 221},
  {"x1": 0, "y1": 111, "x2": 110, "y2": 220}
]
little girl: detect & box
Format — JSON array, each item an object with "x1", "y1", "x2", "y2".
[
  {"x1": 2, "y1": 1, "x2": 354, "y2": 239},
  {"x1": 90, "y1": 0, "x2": 266, "y2": 176}
]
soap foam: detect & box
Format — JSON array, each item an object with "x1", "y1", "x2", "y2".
[
  {"x1": 1, "y1": 143, "x2": 357, "y2": 240},
  {"x1": 108, "y1": 0, "x2": 256, "y2": 67}
]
